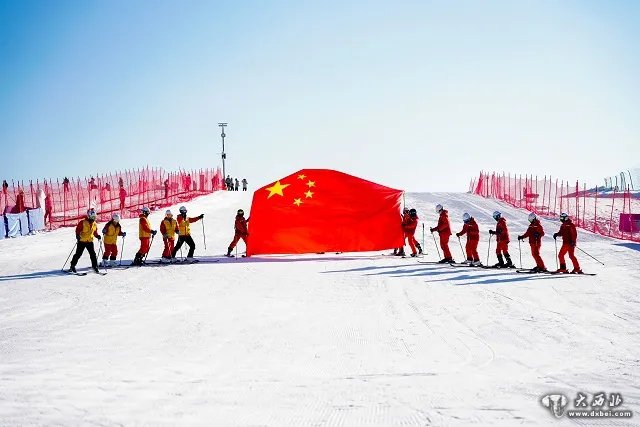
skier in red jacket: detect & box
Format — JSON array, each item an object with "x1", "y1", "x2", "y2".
[
  {"x1": 488, "y1": 211, "x2": 514, "y2": 268},
  {"x1": 456, "y1": 213, "x2": 480, "y2": 265},
  {"x1": 226, "y1": 209, "x2": 250, "y2": 256},
  {"x1": 553, "y1": 213, "x2": 582, "y2": 274},
  {"x1": 430, "y1": 204, "x2": 454, "y2": 263},
  {"x1": 518, "y1": 212, "x2": 547, "y2": 272},
  {"x1": 402, "y1": 208, "x2": 422, "y2": 257},
  {"x1": 394, "y1": 208, "x2": 410, "y2": 256}
]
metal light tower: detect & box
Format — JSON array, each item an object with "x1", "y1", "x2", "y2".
[{"x1": 218, "y1": 123, "x2": 227, "y2": 182}]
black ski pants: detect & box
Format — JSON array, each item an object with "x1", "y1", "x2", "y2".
[
  {"x1": 172, "y1": 235, "x2": 196, "y2": 258},
  {"x1": 71, "y1": 241, "x2": 98, "y2": 269}
]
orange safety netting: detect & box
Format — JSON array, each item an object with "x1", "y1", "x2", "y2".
[
  {"x1": 469, "y1": 171, "x2": 640, "y2": 242},
  {"x1": 1, "y1": 167, "x2": 224, "y2": 229}
]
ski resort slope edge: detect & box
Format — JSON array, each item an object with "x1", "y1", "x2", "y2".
[{"x1": 0, "y1": 190, "x2": 638, "y2": 426}]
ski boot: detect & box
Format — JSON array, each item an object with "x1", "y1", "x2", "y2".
[
  {"x1": 131, "y1": 253, "x2": 143, "y2": 266},
  {"x1": 471, "y1": 260, "x2": 483, "y2": 267},
  {"x1": 571, "y1": 268, "x2": 583, "y2": 274},
  {"x1": 504, "y1": 253, "x2": 514, "y2": 268},
  {"x1": 226, "y1": 247, "x2": 234, "y2": 257},
  {"x1": 69, "y1": 265, "x2": 77, "y2": 273},
  {"x1": 555, "y1": 263, "x2": 569, "y2": 274},
  {"x1": 410, "y1": 252, "x2": 418, "y2": 258},
  {"x1": 493, "y1": 254, "x2": 505, "y2": 268},
  {"x1": 416, "y1": 243, "x2": 423, "y2": 255}
]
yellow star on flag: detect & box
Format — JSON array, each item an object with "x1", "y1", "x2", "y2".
[
  {"x1": 265, "y1": 180, "x2": 290, "y2": 199},
  {"x1": 305, "y1": 190, "x2": 314, "y2": 198},
  {"x1": 298, "y1": 174, "x2": 306, "y2": 180},
  {"x1": 293, "y1": 198, "x2": 303, "y2": 207},
  {"x1": 306, "y1": 180, "x2": 315, "y2": 188}
]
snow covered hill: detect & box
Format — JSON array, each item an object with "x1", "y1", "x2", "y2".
[{"x1": 1, "y1": 190, "x2": 638, "y2": 426}]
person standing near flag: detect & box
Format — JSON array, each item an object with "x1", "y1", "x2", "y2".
[
  {"x1": 402, "y1": 208, "x2": 421, "y2": 257},
  {"x1": 227, "y1": 209, "x2": 249, "y2": 257},
  {"x1": 430, "y1": 204, "x2": 454, "y2": 263}
]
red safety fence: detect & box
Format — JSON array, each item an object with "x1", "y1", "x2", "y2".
[
  {"x1": 469, "y1": 171, "x2": 640, "y2": 242},
  {"x1": 1, "y1": 166, "x2": 224, "y2": 229}
]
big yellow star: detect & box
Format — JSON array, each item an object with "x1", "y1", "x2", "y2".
[
  {"x1": 265, "y1": 180, "x2": 290, "y2": 199},
  {"x1": 293, "y1": 198, "x2": 303, "y2": 207},
  {"x1": 305, "y1": 190, "x2": 314, "y2": 198},
  {"x1": 306, "y1": 180, "x2": 315, "y2": 188},
  {"x1": 298, "y1": 174, "x2": 306, "y2": 180}
]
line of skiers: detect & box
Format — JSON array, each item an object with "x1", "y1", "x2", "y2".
[
  {"x1": 68, "y1": 205, "x2": 252, "y2": 272},
  {"x1": 398, "y1": 204, "x2": 582, "y2": 273},
  {"x1": 225, "y1": 176, "x2": 248, "y2": 191}
]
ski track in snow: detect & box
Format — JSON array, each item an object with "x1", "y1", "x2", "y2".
[{"x1": 0, "y1": 190, "x2": 639, "y2": 426}]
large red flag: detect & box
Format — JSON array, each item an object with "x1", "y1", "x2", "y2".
[{"x1": 246, "y1": 169, "x2": 404, "y2": 256}]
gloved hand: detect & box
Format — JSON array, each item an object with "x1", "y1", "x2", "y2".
[
  {"x1": 430, "y1": 227, "x2": 436, "y2": 233},
  {"x1": 151, "y1": 230, "x2": 157, "y2": 236},
  {"x1": 553, "y1": 233, "x2": 559, "y2": 239},
  {"x1": 455, "y1": 232, "x2": 461, "y2": 237},
  {"x1": 76, "y1": 234, "x2": 81, "y2": 242},
  {"x1": 121, "y1": 232, "x2": 126, "y2": 237},
  {"x1": 96, "y1": 235, "x2": 101, "y2": 241},
  {"x1": 517, "y1": 235, "x2": 524, "y2": 241},
  {"x1": 199, "y1": 214, "x2": 204, "y2": 219},
  {"x1": 489, "y1": 229, "x2": 495, "y2": 235}
]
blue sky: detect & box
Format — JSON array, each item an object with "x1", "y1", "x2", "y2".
[{"x1": 1, "y1": 0, "x2": 638, "y2": 191}]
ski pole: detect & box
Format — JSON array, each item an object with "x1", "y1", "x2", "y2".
[
  {"x1": 201, "y1": 219, "x2": 207, "y2": 250},
  {"x1": 97, "y1": 241, "x2": 104, "y2": 273},
  {"x1": 576, "y1": 246, "x2": 605, "y2": 266},
  {"x1": 457, "y1": 236, "x2": 465, "y2": 259},
  {"x1": 554, "y1": 238, "x2": 559, "y2": 270},
  {"x1": 422, "y1": 224, "x2": 425, "y2": 252},
  {"x1": 431, "y1": 231, "x2": 441, "y2": 260},
  {"x1": 143, "y1": 234, "x2": 155, "y2": 264},
  {"x1": 62, "y1": 242, "x2": 77, "y2": 271},
  {"x1": 518, "y1": 239, "x2": 522, "y2": 269},
  {"x1": 119, "y1": 235, "x2": 125, "y2": 266},
  {"x1": 486, "y1": 234, "x2": 492, "y2": 266}
]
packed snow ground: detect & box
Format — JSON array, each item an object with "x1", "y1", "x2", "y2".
[{"x1": 1, "y1": 190, "x2": 639, "y2": 426}]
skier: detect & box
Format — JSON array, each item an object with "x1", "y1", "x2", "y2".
[
  {"x1": 518, "y1": 212, "x2": 547, "y2": 272},
  {"x1": 226, "y1": 209, "x2": 249, "y2": 257},
  {"x1": 100, "y1": 213, "x2": 126, "y2": 267},
  {"x1": 160, "y1": 209, "x2": 179, "y2": 262},
  {"x1": 132, "y1": 206, "x2": 156, "y2": 266},
  {"x1": 430, "y1": 204, "x2": 454, "y2": 263},
  {"x1": 242, "y1": 178, "x2": 248, "y2": 191},
  {"x1": 225, "y1": 175, "x2": 233, "y2": 191},
  {"x1": 553, "y1": 212, "x2": 582, "y2": 274},
  {"x1": 171, "y1": 206, "x2": 204, "y2": 260},
  {"x1": 394, "y1": 208, "x2": 410, "y2": 256},
  {"x1": 69, "y1": 208, "x2": 101, "y2": 273},
  {"x1": 401, "y1": 209, "x2": 422, "y2": 257},
  {"x1": 234, "y1": 178, "x2": 240, "y2": 191},
  {"x1": 488, "y1": 211, "x2": 514, "y2": 268},
  {"x1": 119, "y1": 186, "x2": 127, "y2": 212},
  {"x1": 456, "y1": 213, "x2": 481, "y2": 266}
]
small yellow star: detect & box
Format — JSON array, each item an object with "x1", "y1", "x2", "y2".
[
  {"x1": 306, "y1": 180, "x2": 315, "y2": 188},
  {"x1": 305, "y1": 190, "x2": 314, "y2": 198},
  {"x1": 265, "y1": 180, "x2": 290, "y2": 199},
  {"x1": 298, "y1": 174, "x2": 306, "y2": 180},
  {"x1": 293, "y1": 198, "x2": 303, "y2": 207}
]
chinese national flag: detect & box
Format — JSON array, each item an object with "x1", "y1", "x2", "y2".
[{"x1": 246, "y1": 169, "x2": 404, "y2": 256}]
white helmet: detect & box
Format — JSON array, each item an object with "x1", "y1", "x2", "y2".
[
  {"x1": 528, "y1": 212, "x2": 537, "y2": 223},
  {"x1": 141, "y1": 206, "x2": 150, "y2": 215},
  {"x1": 179, "y1": 206, "x2": 187, "y2": 213},
  {"x1": 435, "y1": 204, "x2": 443, "y2": 213},
  {"x1": 559, "y1": 212, "x2": 569, "y2": 222},
  {"x1": 165, "y1": 210, "x2": 173, "y2": 216},
  {"x1": 112, "y1": 213, "x2": 120, "y2": 222},
  {"x1": 462, "y1": 213, "x2": 471, "y2": 223},
  {"x1": 492, "y1": 211, "x2": 501, "y2": 221}
]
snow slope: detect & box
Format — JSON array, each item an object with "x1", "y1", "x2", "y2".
[{"x1": 1, "y1": 190, "x2": 639, "y2": 426}]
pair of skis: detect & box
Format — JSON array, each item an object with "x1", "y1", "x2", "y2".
[{"x1": 515, "y1": 269, "x2": 596, "y2": 276}]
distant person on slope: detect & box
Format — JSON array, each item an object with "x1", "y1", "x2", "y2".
[
  {"x1": 234, "y1": 178, "x2": 239, "y2": 191},
  {"x1": 402, "y1": 208, "x2": 421, "y2": 257},
  {"x1": 518, "y1": 212, "x2": 547, "y2": 272},
  {"x1": 553, "y1": 213, "x2": 582, "y2": 274},
  {"x1": 160, "y1": 210, "x2": 179, "y2": 262},
  {"x1": 456, "y1": 213, "x2": 480, "y2": 266},
  {"x1": 119, "y1": 186, "x2": 127, "y2": 213},
  {"x1": 242, "y1": 178, "x2": 248, "y2": 191},
  {"x1": 171, "y1": 206, "x2": 204, "y2": 260},
  {"x1": 226, "y1": 209, "x2": 249, "y2": 257},
  {"x1": 69, "y1": 208, "x2": 101, "y2": 274},
  {"x1": 132, "y1": 206, "x2": 156, "y2": 266},
  {"x1": 225, "y1": 176, "x2": 233, "y2": 191},
  {"x1": 430, "y1": 204, "x2": 454, "y2": 263},
  {"x1": 488, "y1": 211, "x2": 513, "y2": 268},
  {"x1": 101, "y1": 213, "x2": 126, "y2": 267}
]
